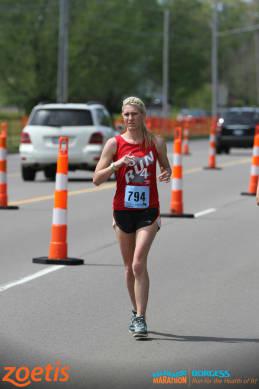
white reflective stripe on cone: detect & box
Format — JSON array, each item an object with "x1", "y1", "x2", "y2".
[
  {"x1": 250, "y1": 165, "x2": 259, "y2": 176},
  {"x1": 172, "y1": 178, "x2": 183, "y2": 190},
  {"x1": 173, "y1": 154, "x2": 182, "y2": 166},
  {"x1": 209, "y1": 148, "x2": 215, "y2": 156},
  {"x1": 0, "y1": 172, "x2": 7, "y2": 183},
  {"x1": 210, "y1": 134, "x2": 216, "y2": 142},
  {"x1": 55, "y1": 173, "x2": 68, "y2": 191},
  {"x1": 253, "y1": 146, "x2": 259, "y2": 156},
  {"x1": 52, "y1": 208, "x2": 67, "y2": 225},
  {"x1": 0, "y1": 149, "x2": 6, "y2": 160}
]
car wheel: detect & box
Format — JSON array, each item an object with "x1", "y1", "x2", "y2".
[
  {"x1": 44, "y1": 166, "x2": 56, "y2": 181},
  {"x1": 216, "y1": 146, "x2": 222, "y2": 154},
  {"x1": 224, "y1": 147, "x2": 230, "y2": 154},
  {"x1": 22, "y1": 166, "x2": 36, "y2": 181}
]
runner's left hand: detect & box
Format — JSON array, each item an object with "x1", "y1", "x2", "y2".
[{"x1": 158, "y1": 167, "x2": 171, "y2": 183}]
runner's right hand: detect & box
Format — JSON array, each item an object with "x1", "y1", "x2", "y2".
[{"x1": 114, "y1": 154, "x2": 136, "y2": 169}]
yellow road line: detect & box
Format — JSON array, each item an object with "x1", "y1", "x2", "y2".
[
  {"x1": 9, "y1": 182, "x2": 115, "y2": 206},
  {"x1": 184, "y1": 157, "x2": 250, "y2": 174},
  {"x1": 219, "y1": 157, "x2": 250, "y2": 167},
  {"x1": 8, "y1": 158, "x2": 250, "y2": 206},
  {"x1": 185, "y1": 167, "x2": 203, "y2": 174}
]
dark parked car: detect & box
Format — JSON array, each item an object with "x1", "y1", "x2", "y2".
[{"x1": 216, "y1": 107, "x2": 259, "y2": 154}]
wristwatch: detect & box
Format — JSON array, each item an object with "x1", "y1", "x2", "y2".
[{"x1": 110, "y1": 162, "x2": 117, "y2": 172}]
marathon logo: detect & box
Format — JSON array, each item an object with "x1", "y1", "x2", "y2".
[{"x1": 152, "y1": 370, "x2": 187, "y2": 384}]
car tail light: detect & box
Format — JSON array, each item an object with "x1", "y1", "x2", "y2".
[
  {"x1": 20, "y1": 132, "x2": 32, "y2": 144},
  {"x1": 89, "y1": 132, "x2": 103, "y2": 144}
]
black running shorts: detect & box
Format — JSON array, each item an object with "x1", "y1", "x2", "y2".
[{"x1": 113, "y1": 208, "x2": 160, "y2": 233}]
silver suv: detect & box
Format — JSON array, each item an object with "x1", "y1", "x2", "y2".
[{"x1": 19, "y1": 102, "x2": 116, "y2": 181}]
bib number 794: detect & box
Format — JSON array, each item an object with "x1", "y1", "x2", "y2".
[{"x1": 124, "y1": 185, "x2": 149, "y2": 209}]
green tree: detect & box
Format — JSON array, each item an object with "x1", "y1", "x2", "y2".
[
  {"x1": 0, "y1": 0, "x2": 257, "y2": 114},
  {"x1": 69, "y1": 0, "x2": 163, "y2": 112},
  {"x1": 0, "y1": 0, "x2": 58, "y2": 112}
]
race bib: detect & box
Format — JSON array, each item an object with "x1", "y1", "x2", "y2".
[{"x1": 124, "y1": 185, "x2": 149, "y2": 209}]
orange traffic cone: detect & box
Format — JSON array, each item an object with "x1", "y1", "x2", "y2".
[
  {"x1": 204, "y1": 117, "x2": 221, "y2": 170},
  {"x1": 161, "y1": 127, "x2": 194, "y2": 218},
  {"x1": 0, "y1": 122, "x2": 18, "y2": 210},
  {"x1": 33, "y1": 137, "x2": 84, "y2": 265},
  {"x1": 241, "y1": 128, "x2": 259, "y2": 196},
  {"x1": 183, "y1": 121, "x2": 190, "y2": 155}
]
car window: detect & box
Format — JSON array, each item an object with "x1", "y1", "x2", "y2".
[
  {"x1": 96, "y1": 108, "x2": 112, "y2": 127},
  {"x1": 29, "y1": 109, "x2": 93, "y2": 126},
  {"x1": 223, "y1": 111, "x2": 259, "y2": 125}
]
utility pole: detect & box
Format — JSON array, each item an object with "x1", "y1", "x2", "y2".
[
  {"x1": 162, "y1": 8, "x2": 170, "y2": 120},
  {"x1": 212, "y1": 0, "x2": 218, "y2": 117},
  {"x1": 57, "y1": 0, "x2": 69, "y2": 103}
]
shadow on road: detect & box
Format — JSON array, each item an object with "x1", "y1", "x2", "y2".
[
  {"x1": 68, "y1": 178, "x2": 94, "y2": 182},
  {"x1": 148, "y1": 331, "x2": 259, "y2": 343},
  {"x1": 83, "y1": 263, "x2": 123, "y2": 267}
]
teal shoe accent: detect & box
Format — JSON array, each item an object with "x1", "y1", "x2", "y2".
[
  {"x1": 128, "y1": 310, "x2": 137, "y2": 333},
  {"x1": 133, "y1": 315, "x2": 148, "y2": 338}
]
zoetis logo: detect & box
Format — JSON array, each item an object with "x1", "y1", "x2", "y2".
[{"x1": 1, "y1": 360, "x2": 70, "y2": 387}]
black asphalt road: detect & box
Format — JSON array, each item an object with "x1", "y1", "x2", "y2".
[{"x1": 1, "y1": 140, "x2": 259, "y2": 389}]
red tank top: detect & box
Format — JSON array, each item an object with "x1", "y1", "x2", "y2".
[{"x1": 113, "y1": 135, "x2": 159, "y2": 211}]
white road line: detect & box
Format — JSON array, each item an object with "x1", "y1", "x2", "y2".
[
  {"x1": 0, "y1": 207, "x2": 216, "y2": 294},
  {"x1": 195, "y1": 208, "x2": 216, "y2": 218},
  {"x1": 0, "y1": 265, "x2": 65, "y2": 293},
  {"x1": 0, "y1": 208, "x2": 216, "y2": 293}
]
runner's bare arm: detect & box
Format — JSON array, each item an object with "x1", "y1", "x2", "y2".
[
  {"x1": 93, "y1": 138, "x2": 138, "y2": 186},
  {"x1": 93, "y1": 138, "x2": 117, "y2": 186},
  {"x1": 154, "y1": 136, "x2": 172, "y2": 183}
]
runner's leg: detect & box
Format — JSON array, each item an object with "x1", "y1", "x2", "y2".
[
  {"x1": 115, "y1": 226, "x2": 137, "y2": 310},
  {"x1": 133, "y1": 223, "x2": 158, "y2": 316}
]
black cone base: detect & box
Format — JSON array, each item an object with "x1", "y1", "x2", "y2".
[
  {"x1": 241, "y1": 192, "x2": 256, "y2": 196},
  {"x1": 203, "y1": 166, "x2": 222, "y2": 170},
  {"x1": 0, "y1": 205, "x2": 19, "y2": 210},
  {"x1": 33, "y1": 256, "x2": 84, "y2": 265},
  {"x1": 160, "y1": 213, "x2": 195, "y2": 218}
]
